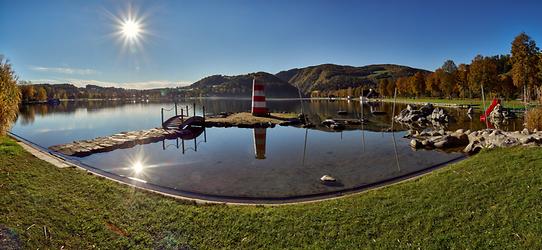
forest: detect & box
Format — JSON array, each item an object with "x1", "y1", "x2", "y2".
[{"x1": 372, "y1": 33, "x2": 542, "y2": 101}]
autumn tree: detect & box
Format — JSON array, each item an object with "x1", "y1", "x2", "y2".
[
  {"x1": 19, "y1": 81, "x2": 36, "y2": 102},
  {"x1": 436, "y1": 60, "x2": 457, "y2": 98},
  {"x1": 495, "y1": 74, "x2": 516, "y2": 99},
  {"x1": 510, "y1": 32, "x2": 540, "y2": 101},
  {"x1": 468, "y1": 55, "x2": 498, "y2": 97},
  {"x1": 425, "y1": 73, "x2": 440, "y2": 97},
  {"x1": 386, "y1": 80, "x2": 395, "y2": 97},
  {"x1": 0, "y1": 56, "x2": 21, "y2": 135},
  {"x1": 378, "y1": 79, "x2": 389, "y2": 97},
  {"x1": 409, "y1": 72, "x2": 425, "y2": 97},
  {"x1": 36, "y1": 87, "x2": 48, "y2": 101},
  {"x1": 395, "y1": 77, "x2": 410, "y2": 96}
]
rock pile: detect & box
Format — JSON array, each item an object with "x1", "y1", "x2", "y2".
[
  {"x1": 406, "y1": 129, "x2": 469, "y2": 151},
  {"x1": 406, "y1": 128, "x2": 542, "y2": 154},
  {"x1": 488, "y1": 104, "x2": 516, "y2": 123},
  {"x1": 395, "y1": 103, "x2": 453, "y2": 127}
]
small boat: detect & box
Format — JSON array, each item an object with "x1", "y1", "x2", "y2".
[{"x1": 47, "y1": 98, "x2": 60, "y2": 105}]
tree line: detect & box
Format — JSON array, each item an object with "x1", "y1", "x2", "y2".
[
  {"x1": 17, "y1": 83, "x2": 191, "y2": 102},
  {"x1": 378, "y1": 33, "x2": 542, "y2": 101}
]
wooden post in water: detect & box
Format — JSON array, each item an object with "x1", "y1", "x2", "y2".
[
  {"x1": 194, "y1": 136, "x2": 197, "y2": 152},
  {"x1": 193, "y1": 103, "x2": 196, "y2": 117},
  {"x1": 161, "y1": 108, "x2": 164, "y2": 127},
  {"x1": 180, "y1": 109, "x2": 184, "y2": 123},
  {"x1": 175, "y1": 102, "x2": 178, "y2": 116},
  {"x1": 186, "y1": 105, "x2": 189, "y2": 117}
]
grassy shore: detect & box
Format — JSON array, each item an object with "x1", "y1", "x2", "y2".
[
  {"x1": 1, "y1": 135, "x2": 541, "y2": 249},
  {"x1": 378, "y1": 97, "x2": 534, "y2": 109},
  {"x1": 206, "y1": 112, "x2": 298, "y2": 125}
]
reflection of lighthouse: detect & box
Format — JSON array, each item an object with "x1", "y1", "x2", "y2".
[
  {"x1": 252, "y1": 77, "x2": 268, "y2": 116},
  {"x1": 253, "y1": 128, "x2": 267, "y2": 159}
]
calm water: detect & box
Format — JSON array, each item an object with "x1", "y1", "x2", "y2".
[{"x1": 10, "y1": 99, "x2": 523, "y2": 202}]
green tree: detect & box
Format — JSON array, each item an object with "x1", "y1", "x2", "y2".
[
  {"x1": 0, "y1": 56, "x2": 22, "y2": 135},
  {"x1": 456, "y1": 64, "x2": 470, "y2": 98},
  {"x1": 437, "y1": 60, "x2": 457, "y2": 98},
  {"x1": 441, "y1": 60, "x2": 458, "y2": 74},
  {"x1": 510, "y1": 32, "x2": 540, "y2": 101}
]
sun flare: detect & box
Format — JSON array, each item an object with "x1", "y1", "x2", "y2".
[
  {"x1": 108, "y1": 5, "x2": 148, "y2": 51},
  {"x1": 121, "y1": 19, "x2": 141, "y2": 40},
  {"x1": 132, "y1": 161, "x2": 144, "y2": 174}
]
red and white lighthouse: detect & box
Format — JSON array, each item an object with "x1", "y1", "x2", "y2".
[{"x1": 251, "y1": 77, "x2": 268, "y2": 116}]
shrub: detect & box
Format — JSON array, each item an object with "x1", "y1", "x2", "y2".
[
  {"x1": 0, "y1": 55, "x2": 21, "y2": 135},
  {"x1": 525, "y1": 107, "x2": 542, "y2": 131}
]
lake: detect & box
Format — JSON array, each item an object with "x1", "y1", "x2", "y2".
[{"x1": 10, "y1": 99, "x2": 523, "y2": 203}]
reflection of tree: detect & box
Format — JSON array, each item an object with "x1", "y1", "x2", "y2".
[
  {"x1": 36, "y1": 105, "x2": 48, "y2": 116},
  {"x1": 18, "y1": 105, "x2": 35, "y2": 125}
]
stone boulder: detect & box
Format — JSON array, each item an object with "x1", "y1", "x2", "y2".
[
  {"x1": 489, "y1": 104, "x2": 516, "y2": 123},
  {"x1": 394, "y1": 103, "x2": 453, "y2": 127}
]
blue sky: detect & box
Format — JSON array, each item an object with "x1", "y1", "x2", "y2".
[{"x1": 1, "y1": 0, "x2": 541, "y2": 89}]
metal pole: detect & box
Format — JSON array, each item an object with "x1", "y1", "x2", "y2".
[
  {"x1": 181, "y1": 109, "x2": 184, "y2": 123},
  {"x1": 175, "y1": 102, "x2": 178, "y2": 116},
  {"x1": 202, "y1": 106, "x2": 206, "y2": 120},
  {"x1": 481, "y1": 84, "x2": 488, "y2": 128},
  {"x1": 391, "y1": 88, "x2": 397, "y2": 131},
  {"x1": 161, "y1": 108, "x2": 164, "y2": 127},
  {"x1": 193, "y1": 103, "x2": 196, "y2": 117},
  {"x1": 391, "y1": 88, "x2": 400, "y2": 171},
  {"x1": 186, "y1": 105, "x2": 189, "y2": 117}
]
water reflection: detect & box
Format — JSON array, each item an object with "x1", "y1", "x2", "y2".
[
  {"x1": 8, "y1": 99, "x2": 515, "y2": 201},
  {"x1": 161, "y1": 127, "x2": 207, "y2": 154},
  {"x1": 16, "y1": 99, "x2": 524, "y2": 134}
]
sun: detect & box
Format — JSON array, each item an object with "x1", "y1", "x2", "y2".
[
  {"x1": 107, "y1": 5, "x2": 148, "y2": 51},
  {"x1": 121, "y1": 19, "x2": 141, "y2": 40}
]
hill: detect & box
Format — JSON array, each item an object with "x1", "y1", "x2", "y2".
[
  {"x1": 276, "y1": 64, "x2": 430, "y2": 95},
  {"x1": 190, "y1": 72, "x2": 300, "y2": 98}
]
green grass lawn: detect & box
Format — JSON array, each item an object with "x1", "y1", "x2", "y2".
[
  {"x1": 1, "y1": 135, "x2": 542, "y2": 249},
  {"x1": 379, "y1": 97, "x2": 534, "y2": 109}
]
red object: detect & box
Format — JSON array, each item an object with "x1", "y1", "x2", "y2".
[
  {"x1": 480, "y1": 98, "x2": 501, "y2": 122},
  {"x1": 251, "y1": 78, "x2": 268, "y2": 116},
  {"x1": 253, "y1": 128, "x2": 267, "y2": 159}
]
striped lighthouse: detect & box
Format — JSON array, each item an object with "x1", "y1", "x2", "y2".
[
  {"x1": 253, "y1": 128, "x2": 267, "y2": 159},
  {"x1": 251, "y1": 77, "x2": 268, "y2": 116}
]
